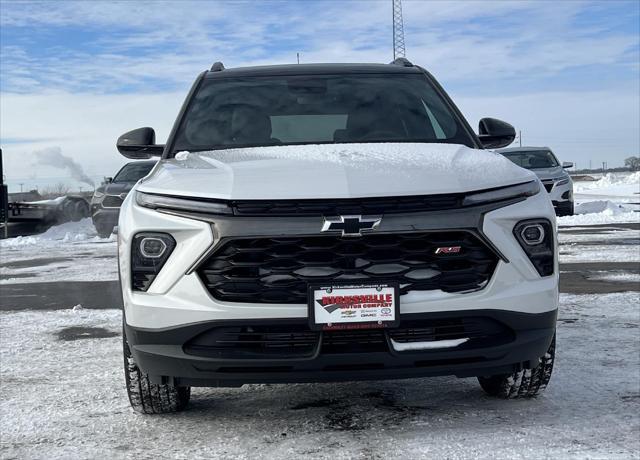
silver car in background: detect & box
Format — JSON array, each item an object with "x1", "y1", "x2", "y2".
[{"x1": 497, "y1": 146, "x2": 574, "y2": 216}]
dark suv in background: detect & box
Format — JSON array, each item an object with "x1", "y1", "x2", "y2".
[
  {"x1": 91, "y1": 160, "x2": 156, "y2": 237},
  {"x1": 497, "y1": 147, "x2": 574, "y2": 216}
]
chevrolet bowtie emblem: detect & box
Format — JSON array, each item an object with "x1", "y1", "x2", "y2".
[{"x1": 321, "y1": 215, "x2": 382, "y2": 237}]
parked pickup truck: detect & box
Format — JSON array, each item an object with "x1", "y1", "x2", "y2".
[{"x1": 7, "y1": 194, "x2": 89, "y2": 226}]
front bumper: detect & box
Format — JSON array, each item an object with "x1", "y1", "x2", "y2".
[
  {"x1": 124, "y1": 308, "x2": 557, "y2": 386},
  {"x1": 545, "y1": 180, "x2": 573, "y2": 215},
  {"x1": 118, "y1": 189, "x2": 559, "y2": 330},
  {"x1": 91, "y1": 206, "x2": 120, "y2": 230}
]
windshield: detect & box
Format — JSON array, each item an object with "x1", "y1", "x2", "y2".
[
  {"x1": 501, "y1": 150, "x2": 559, "y2": 169},
  {"x1": 172, "y1": 74, "x2": 475, "y2": 153},
  {"x1": 113, "y1": 162, "x2": 155, "y2": 183}
]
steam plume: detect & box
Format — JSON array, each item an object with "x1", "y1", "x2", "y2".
[{"x1": 34, "y1": 147, "x2": 95, "y2": 187}]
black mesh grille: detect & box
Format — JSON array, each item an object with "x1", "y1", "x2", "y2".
[
  {"x1": 322, "y1": 329, "x2": 387, "y2": 353},
  {"x1": 232, "y1": 194, "x2": 463, "y2": 216},
  {"x1": 102, "y1": 195, "x2": 124, "y2": 207},
  {"x1": 185, "y1": 325, "x2": 318, "y2": 359},
  {"x1": 542, "y1": 181, "x2": 554, "y2": 193},
  {"x1": 197, "y1": 231, "x2": 498, "y2": 304},
  {"x1": 183, "y1": 317, "x2": 513, "y2": 359}
]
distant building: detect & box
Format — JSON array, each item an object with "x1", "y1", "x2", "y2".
[{"x1": 8, "y1": 190, "x2": 42, "y2": 202}]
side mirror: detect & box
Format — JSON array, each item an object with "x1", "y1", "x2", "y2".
[
  {"x1": 478, "y1": 118, "x2": 516, "y2": 149},
  {"x1": 562, "y1": 161, "x2": 573, "y2": 169},
  {"x1": 104, "y1": 177, "x2": 113, "y2": 184},
  {"x1": 116, "y1": 127, "x2": 164, "y2": 159}
]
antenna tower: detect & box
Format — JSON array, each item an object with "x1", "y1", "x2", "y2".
[{"x1": 392, "y1": 0, "x2": 406, "y2": 59}]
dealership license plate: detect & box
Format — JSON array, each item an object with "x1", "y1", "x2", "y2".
[{"x1": 308, "y1": 283, "x2": 400, "y2": 330}]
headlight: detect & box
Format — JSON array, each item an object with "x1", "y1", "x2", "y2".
[
  {"x1": 513, "y1": 219, "x2": 554, "y2": 276},
  {"x1": 131, "y1": 232, "x2": 176, "y2": 291},
  {"x1": 462, "y1": 180, "x2": 540, "y2": 206},
  {"x1": 554, "y1": 177, "x2": 570, "y2": 186},
  {"x1": 136, "y1": 191, "x2": 232, "y2": 215},
  {"x1": 93, "y1": 191, "x2": 105, "y2": 199}
]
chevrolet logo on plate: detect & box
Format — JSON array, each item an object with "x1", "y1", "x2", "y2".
[{"x1": 321, "y1": 215, "x2": 382, "y2": 237}]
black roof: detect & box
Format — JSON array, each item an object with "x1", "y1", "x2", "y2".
[{"x1": 204, "y1": 62, "x2": 423, "y2": 79}]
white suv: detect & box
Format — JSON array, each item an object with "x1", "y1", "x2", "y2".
[{"x1": 117, "y1": 59, "x2": 558, "y2": 414}]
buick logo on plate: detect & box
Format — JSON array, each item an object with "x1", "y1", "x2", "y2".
[{"x1": 321, "y1": 215, "x2": 382, "y2": 237}]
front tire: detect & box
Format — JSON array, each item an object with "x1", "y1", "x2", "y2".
[
  {"x1": 123, "y1": 331, "x2": 190, "y2": 414},
  {"x1": 478, "y1": 334, "x2": 555, "y2": 399},
  {"x1": 95, "y1": 224, "x2": 114, "y2": 238}
]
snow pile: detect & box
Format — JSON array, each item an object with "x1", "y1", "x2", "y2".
[
  {"x1": 559, "y1": 172, "x2": 639, "y2": 226},
  {"x1": 39, "y1": 218, "x2": 97, "y2": 242},
  {"x1": 0, "y1": 218, "x2": 113, "y2": 248},
  {"x1": 575, "y1": 200, "x2": 629, "y2": 215},
  {"x1": 574, "y1": 171, "x2": 640, "y2": 197}
]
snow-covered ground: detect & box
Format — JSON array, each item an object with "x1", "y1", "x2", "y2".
[
  {"x1": 0, "y1": 219, "x2": 118, "y2": 284},
  {"x1": 1, "y1": 292, "x2": 638, "y2": 459}
]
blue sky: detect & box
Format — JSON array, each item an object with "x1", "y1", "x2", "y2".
[{"x1": 1, "y1": 0, "x2": 639, "y2": 190}]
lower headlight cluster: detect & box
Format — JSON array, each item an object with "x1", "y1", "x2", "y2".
[
  {"x1": 513, "y1": 219, "x2": 554, "y2": 276},
  {"x1": 131, "y1": 232, "x2": 176, "y2": 291}
]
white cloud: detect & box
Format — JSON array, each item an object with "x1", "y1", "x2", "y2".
[{"x1": 1, "y1": 1, "x2": 637, "y2": 92}]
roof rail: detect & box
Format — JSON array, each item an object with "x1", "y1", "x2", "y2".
[
  {"x1": 210, "y1": 61, "x2": 225, "y2": 72},
  {"x1": 390, "y1": 57, "x2": 413, "y2": 67}
]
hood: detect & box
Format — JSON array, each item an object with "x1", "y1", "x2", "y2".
[
  {"x1": 103, "y1": 181, "x2": 135, "y2": 196},
  {"x1": 528, "y1": 166, "x2": 567, "y2": 181},
  {"x1": 137, "y1": 143, "x2": 536, "y2": 200}
]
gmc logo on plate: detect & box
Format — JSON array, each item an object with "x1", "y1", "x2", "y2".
[{"x1": 434, "y1": 246, "x2": 462, "y2": 255}]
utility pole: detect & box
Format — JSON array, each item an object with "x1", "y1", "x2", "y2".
[
  {"x1": 519, "y1": 130, "x2": 522, "y2": 147},
  {"x1": 297, "y1": 52, "x2": 300, "y2": 64},
  {"x1": 19, "y1": 183, "x2": 23, "y2": 193},
  {"x1": 392, "y1": 0, "x2": 406, "y2": 60}
]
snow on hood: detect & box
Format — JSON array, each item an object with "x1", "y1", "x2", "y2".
[{"x1": 138, "y1": 143, "x2": 536, "y2": 200}]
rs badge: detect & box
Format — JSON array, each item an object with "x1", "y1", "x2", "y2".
[{"x1": 435, "y1": 246, "x2": 462, "y2": 254}]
